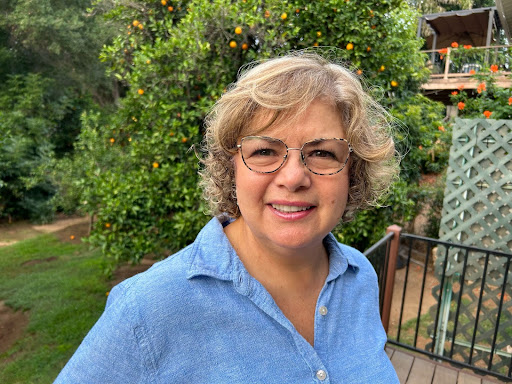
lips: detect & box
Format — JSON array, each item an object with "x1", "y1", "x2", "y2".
[{"x1": 271, "y1": 204, "x2": 312, "y2": 213}]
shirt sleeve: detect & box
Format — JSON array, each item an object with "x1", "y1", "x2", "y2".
[{"x1": 53, "y1": 283, "x2": 150, "y2": 383}]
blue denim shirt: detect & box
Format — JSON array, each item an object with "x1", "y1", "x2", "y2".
[{"x1": 55, "y1": 217, "x2": 398, "y2": 383}]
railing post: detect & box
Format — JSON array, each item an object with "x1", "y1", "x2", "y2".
[
  {"x1": 444, "y1": 48, "x2": 451, "y2": 80},
  {"x1": 381, "y1": 224, "x2": 402, "y2": 333}
]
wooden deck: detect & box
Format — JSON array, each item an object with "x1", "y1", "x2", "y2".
[{"x1": 386, "y1": 346, "x2": 508, "y2": 384}]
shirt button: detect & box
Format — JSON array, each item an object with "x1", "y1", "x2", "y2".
[
  {"x1": 319, "y1": 306, "x2": 328, "y2": 316},
  {"x1": 316, "y1": 369, "x2": 327, "y2": 381}
]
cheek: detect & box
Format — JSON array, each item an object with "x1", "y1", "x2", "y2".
[{"x1": 329, "y1": 179, "x2": 349, "y2": 212}]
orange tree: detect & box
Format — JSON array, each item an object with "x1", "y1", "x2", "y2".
[{"x1": 73, "y1": 0, "x2": 434, "y2": 264}]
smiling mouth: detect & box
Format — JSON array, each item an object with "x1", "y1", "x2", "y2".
[{"x1": 271, "y1": 204, "x2": 313, "y2": 213}]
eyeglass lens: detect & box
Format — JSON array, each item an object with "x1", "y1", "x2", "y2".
[{"x1": 240, "y1": 136, "x2": 350, "y2": 175}]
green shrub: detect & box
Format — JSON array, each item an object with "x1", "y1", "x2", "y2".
[
  {"x1": 390, "y1": 94, "x2": 450, "y2": 182},
  {"x1": 449, "y1": 71, "x2": 512, "y2": 119},
  {"x1": 0, "y1": 74, "x2": 61, "y2": 223}
]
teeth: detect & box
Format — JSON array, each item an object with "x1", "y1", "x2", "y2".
[{"x1": 272, "y1": 204, "x2": 311, "y2": 213}]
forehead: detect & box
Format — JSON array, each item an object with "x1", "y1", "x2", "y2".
[{"x1": 244, "y1": 99, "x2": 346, "y2": 142}]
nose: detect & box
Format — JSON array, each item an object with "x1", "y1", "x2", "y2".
[{"x1": 274, "y1": 149, "x2": 311, "y2": 191}]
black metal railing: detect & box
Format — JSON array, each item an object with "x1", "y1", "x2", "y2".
[{"x1": 380, "y1": 232, "x2": 512, "y2": 381}]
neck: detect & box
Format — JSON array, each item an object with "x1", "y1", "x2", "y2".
[{"x1": 224, "y1": 217, "x2": 329, "y2": 292}]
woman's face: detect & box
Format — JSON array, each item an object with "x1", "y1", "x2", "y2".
[{"x1": 233, "y1": 99, "x2": 350, "y2": 253}]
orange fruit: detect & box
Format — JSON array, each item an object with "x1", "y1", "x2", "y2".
[
  {"x1": 138, "y1": 89, "x2": 144, "y2": 95},
  {"x1": 168, "y1": 6, "x2": 174, "y2": 11},
  {"x1": 379, "y1": 65, "x2": 385, "y2": 71},
  {"x1": 181, "y1": 137, "x2": 188, "y2": 143},
  {"x1": 242, "y1": 43, "x2": 249, "y2": 50},
  {"x1": 346, "y1": 43, "x2": 354, "y2": 50},
  {"x1": 391, "y1": 80, "x2": 398, "y2": 87},
  {"x1": 317, "y1": 31, "x2": 322, "y2": 37},
  {"x1": 70, "y1": 235, "x2": 75, "y2": 240},
  {"x1": 153, "y1": 162, "x2": 159, "y2": 168},
  {"x1": 161, "y1": 0, "x2": 166, "y2": 5},
  {"x1": 169, "y1": 132, "x2": 175, "y2": 136},
  {"x1": 367, "y1": 46, "x2": 371, "y2": 52},
  {"x1": 313, "y1": 42, "x2": 319, "y2": 47},
  {"x1": 133, "y1": 20, "x2": 139, "y2": 27},
  {"x1": 281, "y1": 12, "x2": 287, "y2": 20},
  {"x1": 105, "y1": 223, "x2": 111, "y2": 228},
  {"x1": 110, "y1": 138, "x2": 115, "y2": 143},
  {"x1": 229, "y1": 40, "x2": 237, "y2": 48},
  {"x1": 356, "y1": 69, "x2": 363, "y2": 75},
  {"x1": 235, "y1": 26, "x2": 242, "y2": 35},
  {"x1": 138, "y1": 24, "x2": 143, "y2": 30},
  {"x1": 264, "y1": 10, "x2": 270, "y2": 18}
]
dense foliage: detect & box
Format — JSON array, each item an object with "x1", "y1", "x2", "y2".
[
  {"x1": 0, "y1": 0, "x2": 117, "y2": 222},
  {"x1": 0, "y1": 75, "x2": 57, "y2": 221}
]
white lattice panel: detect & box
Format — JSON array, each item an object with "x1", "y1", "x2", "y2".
[{"x1": 440, "y1": 119, "x2": 512, "y2": 252}]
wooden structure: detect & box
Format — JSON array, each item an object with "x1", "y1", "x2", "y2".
[
  {"x1": 386, "y1": 346, "x2": 504, "y2": 384},
  {"x1": 417, "y1": 6, "x2": 512, "y2": 103}
]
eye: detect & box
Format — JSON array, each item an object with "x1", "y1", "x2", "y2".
[
  {"x1": 308, "y1": 149, "x2": 337, "y2": 159},
  {"x1": 250, "y1": 147, "x2": 278, "y2": 157}
]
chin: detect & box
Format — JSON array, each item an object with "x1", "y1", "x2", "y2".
[{"x1": 267, "y1": 232, "x2": 324, "y2": 251}]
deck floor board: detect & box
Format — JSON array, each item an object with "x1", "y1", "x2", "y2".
[{"x1": 386, "y1": 346, "x2": 508, "y2": 384}]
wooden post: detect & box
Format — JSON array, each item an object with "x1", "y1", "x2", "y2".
[
  {"x1": 444, "y1": 48, "x2": 450, "y2": 80},
  {"x1": 381, "y1": 224, "x2": 402, "y2": 333}
]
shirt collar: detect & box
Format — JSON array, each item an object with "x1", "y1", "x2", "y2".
[
  {"x1": 187, "y1": 217, "x2": 360, "y2": 283},
  {"x1": 323, "y1": 233, "x2": 360, "y2": 283},
  {"x1": 186, "y1": 217, "x2": 242, "y2": 282}
]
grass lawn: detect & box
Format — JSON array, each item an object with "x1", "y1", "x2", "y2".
[{"x1": 0, "y1": 234, "x2": 109, "y2": 383}]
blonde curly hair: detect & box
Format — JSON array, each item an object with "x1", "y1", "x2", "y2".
[{"x1": 200, "y1": 52, "x2": 398, "y2": 221}]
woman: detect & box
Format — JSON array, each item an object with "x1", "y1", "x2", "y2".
[{"x1": 55, "y1": 53, "x2": 399, "y2": 383}]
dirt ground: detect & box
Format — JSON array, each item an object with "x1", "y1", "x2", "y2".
[
  {"x1": 0, "y1": 215, "x2": 90, "y2": 247},
  {"x1": 0, "y1": 301, "x2": 29, "y2": 356}
]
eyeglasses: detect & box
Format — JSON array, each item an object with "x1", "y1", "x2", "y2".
[{"x1": 236, "y1": 136, "x2": 353, "y2": 175}]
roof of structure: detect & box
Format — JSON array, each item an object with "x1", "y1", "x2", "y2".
[{"x1": 420, "y1": 7, "x2": 505, "y2": 49}]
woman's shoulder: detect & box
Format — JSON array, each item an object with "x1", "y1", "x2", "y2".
[
  {"x1": 110, "y1": 243, "x2": 197, "y2": 304},
  {"x1": 111, "y1": 217, "x2": 234, "y2": 306}
]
